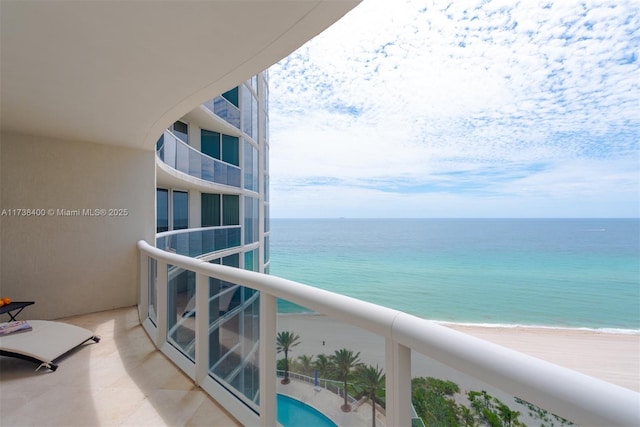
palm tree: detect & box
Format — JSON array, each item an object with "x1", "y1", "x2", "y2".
[
  {"x1": 297, "y1": 354, "x2": 314, "y2": 376},
  {"x1": 276, "y1": 331, "x2": 300, "y2": 384},
  {"x1": 497, "y1": 402, "x2": 520, "y2": 427},
  {"x1": 356, "y1": 364, "x2": 385, "y2": 427},
  {"x1": 331, "y1": 348, "x2": 361, "y2": 412},
  {"x1": 314, "y1": 354, "x2": 332, "y2": 380}
]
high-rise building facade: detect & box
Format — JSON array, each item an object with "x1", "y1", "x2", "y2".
[{"x1": 152, "y1": 74, "x2": 270, "y2": 408}]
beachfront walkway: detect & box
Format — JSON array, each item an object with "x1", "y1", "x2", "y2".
[{"x1": 277, "y1": 378, "x2": 385, "y2": 427}]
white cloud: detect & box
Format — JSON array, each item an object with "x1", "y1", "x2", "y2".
[{"x1": 268, "y1": 0, "x2": 640, "y2": 217}]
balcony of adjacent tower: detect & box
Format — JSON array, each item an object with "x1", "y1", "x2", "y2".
[
  {"x1": 156, "y1": 130, "x2": 242, "y2": 190},
  {"x1": 202, "y1": 94, "x2": 241, "y2": 130}
]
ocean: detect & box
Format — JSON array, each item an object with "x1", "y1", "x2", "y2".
[{"x1": 268, "y1": 218, "x2": 640, "y2": 331}]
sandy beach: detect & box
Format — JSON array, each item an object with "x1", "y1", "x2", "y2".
[{"x1": 277, "y1": 313, "x2": 640, "y2": 393}]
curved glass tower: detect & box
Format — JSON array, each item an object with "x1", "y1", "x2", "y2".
[{"x1": 154, "y1": 72, "x2": 270, "y2": 409}]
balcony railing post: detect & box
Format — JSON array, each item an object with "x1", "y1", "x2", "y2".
[
  {"x1": 156, "y1": 260, "x2": 168, "y2": 349},
  {"x1": 259, "y1": 292, "x2": 277, "y2": 426},
  {"x1": 195, "y1": 273, "x2": 209, "y2": 385},
  {"x1": 385, "y1": 338, "x2": 411, "y2": 427}
]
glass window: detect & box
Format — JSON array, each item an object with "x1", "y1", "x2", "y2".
[
  {"x1": 224, "y1": 254, "x2": 239, "y2": 268},
  {"x1": 244, "y1": 249, "x2": 259, "y2": 272},
  {"x1": 244, "y1": 197, "x2": 259, "y2": 244},
  {"x1": 241, "y1": 85, "x2": 254, "y2": 138},
  {"x1": 222, "y1": 87, "x2": 239, "y2": 107},
  {"x1": 201, "y1": 129, "x2": 220, "y2": 159},
  {"x1": 157, "y1": 189, "x2": 169, "y2": 233},
  {"x1": 260, "y1": 76, "x2": 268, "y2": 114},
  {"x1": 201, "y1": 193, "x2": 221, "y2": 227},
  {"x1": 243, "y1": 141, "x2": 259, "y2": 192},
  {"x1": 172, "y1": 120, "x2": 188, "y2": 143},
  {"x1": 222, "y1": 134, "x2": 239, "y2": 166},
  {"x1": 244, "y1": 250, "x2": 254, "y2": 271},
  {"x1": 252, "y1": 97, "x2": 258, "y2": 140},
  {"x1": 222, "y1": 195, "x2": 239, "y2": 226},
  {"x1": 173, "y1": 191, "x2": 188, "y2": 230},
  {"x1": 202, "y1": 193, "x2": 239, "y2": 227}
]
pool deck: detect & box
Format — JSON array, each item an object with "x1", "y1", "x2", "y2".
[{"x1": 277, "y1": 379, "x2": 385, "y2": 426}]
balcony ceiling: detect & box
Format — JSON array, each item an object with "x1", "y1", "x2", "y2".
[{"x1": 0, "y1": 1, "x2": 359, "y2": 150}]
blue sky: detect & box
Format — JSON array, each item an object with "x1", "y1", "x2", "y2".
[{"x1": 268, "y1": 0, "x2": 639, "y2": 218}]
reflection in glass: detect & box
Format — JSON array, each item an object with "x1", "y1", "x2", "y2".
[
  {"x1": 148, "y1": 257, "x2": 157, "y2": 325},
  {"x1": 243, "y1": 140, "x2": 259, "y2": 192},
  {"x1": 167, "y1": 265, "x2": 196, "y2": 361},
  {"x1": 156, "y1": 189, "x2": 168, "y2": 233},
  {"x1": 208, "y1": 255, "x2": 260, "y2": 408},
  {"x1": 244, "y1": 197, "x2": 259, "y2": 244},
  {"x1": 172, "y1": 191, "x2": 188, "y2": 230}
]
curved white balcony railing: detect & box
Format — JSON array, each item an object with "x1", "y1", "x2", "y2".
[
  {"x1": 203, "y1": 96, "x2": 241, "y2": 129},
  {"x1": 137, "y1": 239, "x2": 639, "y2": 427},
  {"x1": 157, "y1": 130, "x2": 241, "y2": 187}
]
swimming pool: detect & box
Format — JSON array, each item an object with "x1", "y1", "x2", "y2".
[{"x1": 277, "y1": 394, "x2": 337, "y2": 427}]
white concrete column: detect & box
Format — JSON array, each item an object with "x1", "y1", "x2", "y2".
[
  {"x1": 194, "y1": 273, "x2": 209, "y2": 385},
  {"x1": 259, "y1": 292, "x2": 277, "y2": 427},
  {"x1": 189, "y1": 189, "x2": 201, "y2": 228},
  {"x1": 385, "y1": 338, "x2": 411, "y2": 427},
  {"x1": 189, "y1": 123, "x2": 201, "y2": 151}
]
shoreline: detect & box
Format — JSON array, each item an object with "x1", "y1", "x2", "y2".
[
  {"x1": 278, "y1": 311, "x2": 640, "y2": 335},
  {"x1": 277, "y1": 313, "x2": 640, "y2": 393}
]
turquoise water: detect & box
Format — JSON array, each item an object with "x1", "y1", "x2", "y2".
[
  {"x1": 269, "y1": 219, "x2": 640, "y2": 331},
  {"x1": 277, "y1": 394, "x2": 337, "y2": 427}
]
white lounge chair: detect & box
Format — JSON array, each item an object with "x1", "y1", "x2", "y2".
[{"x1": 0, "y1": 320, "x2": 100, "y2": 371}]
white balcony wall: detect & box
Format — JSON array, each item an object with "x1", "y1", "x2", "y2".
[
  {"x1": 0, "y1": 132, "x2": 155, "y2": 319},
  {"x1": 188, "y1": 124, "x2": 201, "y2": 152},
  {"x1": 189, "y1": 189, "x2": 201, "y2": 228}
]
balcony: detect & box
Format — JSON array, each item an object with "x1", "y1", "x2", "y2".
[
  {"x1": 203, "y1": 96, "x2": 241, "y2": 129},
  {"x1": 138, "y1": 239, "x2": 640, "y2": 427},
  {"x1": 157, "y1": 131, "x2": 241, "y2": 188},
  {"x1": 157, "y1": 226, "x2": 241, "y2": 258},
  {"x1": 0, "y1": 306, "x2": 240, "y2": 426}
]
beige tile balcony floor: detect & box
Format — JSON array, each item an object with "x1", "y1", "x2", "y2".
[{"x1": 0, "y1": 306, "x2": 240, "y2": 427}]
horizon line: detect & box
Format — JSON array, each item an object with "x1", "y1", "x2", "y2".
[{"x1": 270, "y1": 216, "x2": 640, "y2": 220}]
